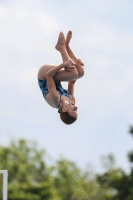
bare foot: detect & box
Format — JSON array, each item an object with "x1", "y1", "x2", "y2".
[
  {"x1": 55, "y1": 32, "x2": 65, "y2": 51},
  {"x1": 65, "y1": 30, "x2": 72, "y2": 45}
]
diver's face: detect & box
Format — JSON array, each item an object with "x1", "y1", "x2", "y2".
[{"x1": 65, "y1": 101, "x2": 78, "y2": 118}]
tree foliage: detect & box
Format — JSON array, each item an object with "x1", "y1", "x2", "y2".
[
  {"x1": 97, "y1": 126, "x2": 133, "y2": 200},
  {"x1": 53, "y1": 158, "x2": 108, "y2": 200},
  {"x1": 0, "y1": 139, "x2": 59, "y2": 200},
  {"x1": 0, "y1": 139, "x2": 110, "y2": 200},
  {"x1": 0, "y1": 126, "x2": 133, "y2": 200}
]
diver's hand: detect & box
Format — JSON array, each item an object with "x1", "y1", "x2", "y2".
[
  {"x1": 76, "y1": 58, "x2": 84, "y2": 66},
  {"x1": 63, "y1": 59, "x2": 75, "y2": 69}
]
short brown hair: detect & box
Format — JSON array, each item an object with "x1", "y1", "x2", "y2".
[{"x1": 58, "y1": 110, "x2": 77, "y2": 125}]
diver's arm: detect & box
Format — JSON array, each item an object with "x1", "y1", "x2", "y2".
[
  {"x1": 68, "y1": 80, "x2": 76, "y2": 103},
  {"x1": 46, "y1": 63, "x2": 65, "y2": 78},
  {"x1": 46, "y1": 59, "x2": 75, "y2": 78}
]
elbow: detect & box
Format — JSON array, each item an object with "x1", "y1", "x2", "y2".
[{"x1": 46, "y1": 72, "x2": 50, "y2": 79}]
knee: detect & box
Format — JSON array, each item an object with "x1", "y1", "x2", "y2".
[
  {"x1": 78, "y1": 66, "x2": 85, "y2": 79},
  {"x1": 65, "y1": 67, "x2": 78, "y2": 80}
]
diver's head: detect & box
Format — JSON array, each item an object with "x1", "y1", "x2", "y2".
[{"x1": 58, "y1": 101, "x2": 78, "y2": 125}]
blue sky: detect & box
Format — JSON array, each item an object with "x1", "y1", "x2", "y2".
[{"x1": 0, "y1": 0, "x2": 133, "y2": 172}]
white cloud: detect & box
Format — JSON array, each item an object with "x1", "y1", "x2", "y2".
[
  {"x1": 14, "y1": 9, "x2": 30, "y2": 18},
  {"x1": 89, "y1": 0, "x2": 113, "y2": 12},
  {"x1": 21, "y1": 68, "x2": 38, "y2": 84},
  {"x1": 0, "y1": 111, "x2": 17, "y2": 119},
  {"x1": 0, "y1": 5, "x2": 60, "y2": 53},
  {"x1": 34, "y1": 13, "x2": 58, "y2": 35},
  {"x1": 80, "y1": 21, "x2": 133, "y2": 52},
  {"x1": 0, "y1": 6, "x2": 9, "y2": 18}
]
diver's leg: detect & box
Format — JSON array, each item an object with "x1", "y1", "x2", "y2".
[
  {"x1": 55, "y1": 32, "x2": 70, "y2": 62},
  {"x1": 38, "y1": 32, "x2": 78, "y2": 81},
  {"x1": 65, "y1": 30, "x2": 84, "y2": 78},
  {"x1": 38, "y1": 63, "x2": 78, "y2": 82},
  {"x1": 55, "y1": 32, "x2": 78, "y2": 75}
]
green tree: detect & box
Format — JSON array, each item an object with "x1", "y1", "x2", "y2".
[
  {"x1": 1, "y1": 138, "x2": 129, "y2": 200},
  {"x1": 0, "y1": 139, "x2": 60, "y2": 200},
  {"x1": 53, "y1": 158, "x2": 111, "y2": 200},
  {"x1": 128, "y1": 126, "x2": 133, "y2": 163},
  {"x1": 97, "y1": 126, "x2": 133, "y2": 200}
]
